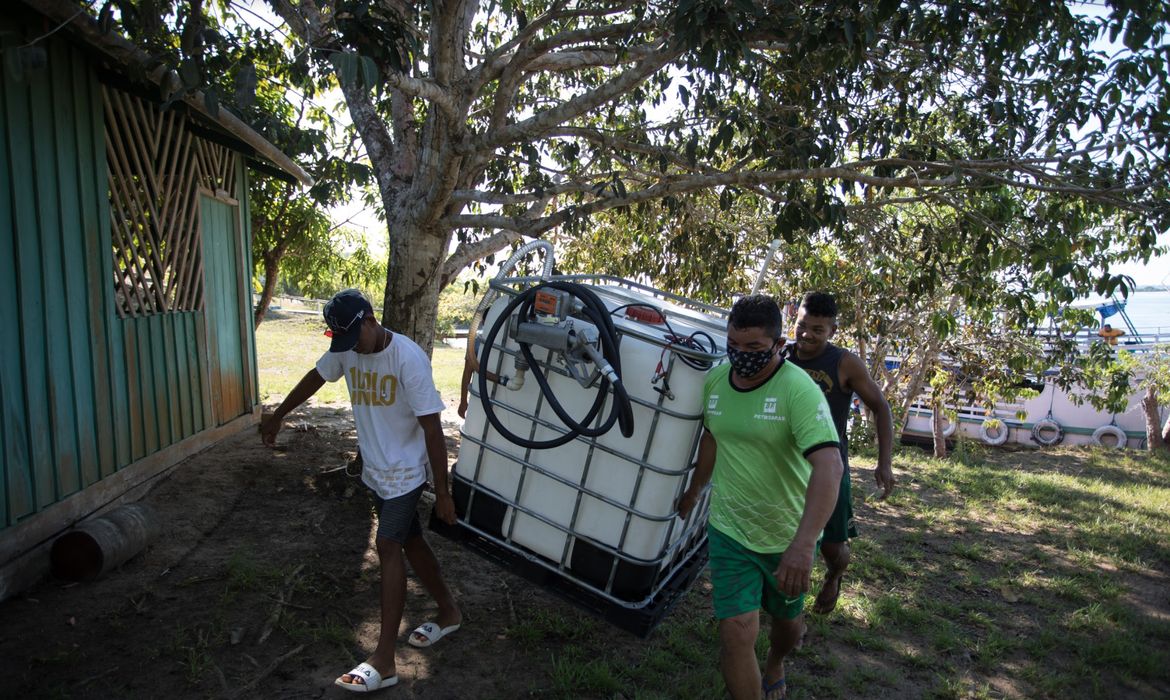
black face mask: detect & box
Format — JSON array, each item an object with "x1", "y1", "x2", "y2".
[{"x1": 727, "y1": 341, "x2": 779, "y2": 378}]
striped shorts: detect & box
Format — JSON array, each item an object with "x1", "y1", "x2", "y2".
[{"x1": 373, "y1": 483, "x2": 425, "y2": 543}]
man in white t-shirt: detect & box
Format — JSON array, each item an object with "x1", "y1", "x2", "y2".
[{"x1": 260, "y1": 289, "x2": 462, "y2": 693}]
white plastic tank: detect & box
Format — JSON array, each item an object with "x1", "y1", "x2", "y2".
[{"x1": 456, "y1": 277, "x2": 725, "y2": 604}]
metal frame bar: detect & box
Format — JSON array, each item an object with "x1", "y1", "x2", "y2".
[
  {"x1": 455, "y1": 275, "x2": 721, "y2": 605},
  {"x1": 489, "y1": 275, "x2": 728, "y2": 361},
  {"x1": 455, "y1": 469, "x2": 710, "y2": 591},
  {"x1": 490, "y1": 274, "x2": 729, "y2": 319},
  {"x1": 451, "y1": 493, "x2": 709, "y2": 609},
  {"x1": 466, "y1": 387, "x2": 698, "y2": 478}
]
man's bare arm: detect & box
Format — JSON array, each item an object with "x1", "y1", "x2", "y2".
[
  {"x1": 841, "y1": 352, "x2": 896, "y2": 498},
  {"x1": 774, "y1": 446, "x2": 844, "y2": 596},
  {"x1": 419, "y1": 412, "x2": 456, "y2": 525},
  {"x1": 260, "y1": 369, "x2": 326, "y2": 447},
  {"x1": 677, "y1": 428, "x2": 716, "y2": 519}
]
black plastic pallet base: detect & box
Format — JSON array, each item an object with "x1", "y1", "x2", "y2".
[{"x1": 429, "y1": 514, "x2": 708, "y2": 638}]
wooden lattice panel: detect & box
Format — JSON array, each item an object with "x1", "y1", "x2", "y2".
[{"x1": 103, "y1": 86, "x2": 238, "y2": 317}]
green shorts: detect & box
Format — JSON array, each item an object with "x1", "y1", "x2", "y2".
[
  {"x1": 821, "y1": 454, "x2": 857, "y2": 545},
  {"x1": 707, "y1": 526, "x2": 804, "y2": 620}
]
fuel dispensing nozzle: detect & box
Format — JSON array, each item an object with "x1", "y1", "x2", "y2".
[
  {"x1": 512, "y1": 314, "x2": 609, "y2": 389},
  {"x1": 478, "y1": 280, "x2": 635, "y2": 449}
]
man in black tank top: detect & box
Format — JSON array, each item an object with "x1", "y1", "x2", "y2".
[{"x1": 787, "y1": 292, "x2": 894, "y2": 615}]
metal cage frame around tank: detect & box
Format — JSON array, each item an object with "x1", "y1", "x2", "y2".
[{"x1": 457, "y1": 274, "x2": 728, "y2": 609}]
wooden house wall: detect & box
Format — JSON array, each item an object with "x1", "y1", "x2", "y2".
[{"x1": 0, "y1": 23, "x2": 257, "y2": 533}]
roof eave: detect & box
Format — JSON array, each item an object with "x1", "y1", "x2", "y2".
[{"x1": 18, "y1": 0, "x2": 314, "y2": 188}]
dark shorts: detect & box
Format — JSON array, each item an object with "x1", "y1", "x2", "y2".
[
  {"x1": 822, "y1": 452, "x2": 857, "y2": 544},
  {"x1": 373, "y1": 483, "x2": 425, "y2": 543},
  {"x1": 707, "y1": 526, "x2": 805, "y2": 621}
]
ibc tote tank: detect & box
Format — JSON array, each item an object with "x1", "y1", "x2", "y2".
[{"x1": 448, "y1": 275, "x2": 726, "y2": 634}]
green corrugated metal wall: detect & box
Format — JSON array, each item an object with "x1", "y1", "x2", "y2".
[
  {"x1": 240, "y1": 163, "x2": 260, "y2": 410},
  {"x1": 202, "y1": 195, "x2": 248, "y2": 424},
  {"x1": 0, "y1": 20, "x2": 257, "y2": 531}
]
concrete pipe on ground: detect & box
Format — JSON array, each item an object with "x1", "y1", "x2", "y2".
[{"x1": 50, "y1": 503, "x2": 158, "y2": 581}]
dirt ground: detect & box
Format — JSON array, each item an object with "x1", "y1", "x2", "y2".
[
  {"x1": 4, "y1": 401, "x2": 1168, "y2": 699},
  {"x1": 0, "y1": 403, "x2": 704, "y2": 700}
]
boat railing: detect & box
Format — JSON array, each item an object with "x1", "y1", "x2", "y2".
[{"x1": 1034, "y1": 327, "x2": 1170, "y2": 352}]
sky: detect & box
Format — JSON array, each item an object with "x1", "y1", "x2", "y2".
[{"x1": 1112, "y1": 231, "x2": 1170, "y2": 287}]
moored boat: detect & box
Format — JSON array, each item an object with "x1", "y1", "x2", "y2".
[{"x1": 900, "y1": 298, "x2": 1168, "y2": 450}]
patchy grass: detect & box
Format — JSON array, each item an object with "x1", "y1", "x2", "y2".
[
  {"x1": 795, "y1": 441, "x2": 1170, "y2": 698},
  {"x1": 248, "y1": 316, "x2": 1170, "y2": 697},
  {"x1": 477, "y1": 443, "x2": 1170, "y2": 699},
  {"x1": 525, "y1": 590, "x2": 726, "y2": 700},
  {"x1": 5, "y1": 392, "x2": 1167, "y2": 698},
  {"x1": 256, "y1": 315, "x2": 465, "y2": 406}
]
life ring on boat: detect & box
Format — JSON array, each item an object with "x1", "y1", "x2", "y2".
[
  {"x1": 1031, "y1": 418, "x2": 1064, "y2": 447},
  {"x1": 979, "y1": 419, "x2": 1010, "y2": 446},
  {"x1": 939, "y1": 414, "x2": 958, "y2": 438},
  {"x1": 1090, "y1": 424, "x2": 1128, "y2": 449}
]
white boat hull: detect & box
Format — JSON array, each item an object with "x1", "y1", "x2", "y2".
[{"x1": 901, "y1": 378, "x2": 1150, "y2": 449}]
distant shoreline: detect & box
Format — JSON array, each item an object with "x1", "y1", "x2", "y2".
[{"x1": 1135, "y1": 285, "x2": 1168, "y2": 292}]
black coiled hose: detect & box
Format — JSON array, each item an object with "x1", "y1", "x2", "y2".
[{"x1": 477, "y1": 281, "x2": 635, "y2": 449}]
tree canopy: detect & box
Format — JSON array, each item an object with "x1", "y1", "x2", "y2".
[
  {"x1": 95, "y1": 0, "x2": 382, "y2": 324},
  {"x1": 101, "y1": 0, "x2": 1170, "y2": 354}
]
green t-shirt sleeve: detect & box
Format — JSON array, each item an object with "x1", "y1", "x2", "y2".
[
  {"x1": 787, "y1": 370, "x2": 840, "y2": 456},
  {"x1": 702, "y1": 364, "x2": 723, "y2": 429}
]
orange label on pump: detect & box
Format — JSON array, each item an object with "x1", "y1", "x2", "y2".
[{"x1": 534, "y1": 290, "x2": 560, "y2": 315}]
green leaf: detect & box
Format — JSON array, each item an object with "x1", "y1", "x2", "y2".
[
  {"x1": 329, "y1": 51, "x2": 359, "y2": 88},
  {"x1": 179, "y1": 60, "x2": 200, "y2": 87},
  {"x1": 360, "y1": 55, "x2": 379, "y2": 91},
  {"x1": 234, "y1": 64, "x2": 256, "y2": 109},
  {"x1": 203, "y1": 88, "x2": 219, "y2": 118}
]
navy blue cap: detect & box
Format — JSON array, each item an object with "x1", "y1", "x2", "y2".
[{"x1": 323, "y1": 289, "x2": 373, "y2": 352}]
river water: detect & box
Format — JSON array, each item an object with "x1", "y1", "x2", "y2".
[
  {"x1": 1071, "y1": 289, "x2": 1170, "y2": 338},
  {"x1": 1116, "y1": 289, "x2": 1170, "y2": 332}
]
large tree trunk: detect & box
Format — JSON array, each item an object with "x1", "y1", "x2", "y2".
[
  {"x1": 1143, "y1": 384, "x2": 1165, "y2": 451},
  {"x1": 382, "y1": 213, "x2": 448, "y2": 356},
  {"x1": 897, "y1": 343, "x2": 939, "y2": 436},
  {"x1": 253, "y1": 253, "x2": 282, "y2": 329}
]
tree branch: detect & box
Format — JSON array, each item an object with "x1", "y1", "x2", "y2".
[
  {"x1": 546, "y1": 126, "x2": 709, "y2": 172},
  {"x1": 475, "y1": 40, "x2": 678, "y2": 152},
  {"x1": 450, "y1": 181, "x2": 597, "y2": 205},
  {"x1": 376, "y1": 70, "x2": 461, "y2": 118},
  {"x1": 474, "y1": 24, "x2": 660, "y2": 159},
  {"x1": 473, "y1": 3, "x2": 640, "y2": 89},
  {"x1": 442, "y1": 230, "x2": 525, "y2": 285},
  {"x1": 443, "y1": 166, "x2": 962, "y2": 235},
  {"x1": 335, "y1": 77, "x2": 400, "y2": 201},
  {"x1": 264, "y1": 0, "x2": 323, "y2": 43},
  {"x1": 430, "y1": 0, "x2": 477, "y2": 86},
  {"x1": 954, "y1": 168, "x2": 1156, "y2": 212},
  {"x1": 522, "y1": 43, "x2": 661, "y2": 72},
  {"x1": 440, "y1": 189, "x2": 553, "y2": 283}
]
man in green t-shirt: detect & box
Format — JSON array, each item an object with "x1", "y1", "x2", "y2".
[{"x1": 678, "y1": 295, "x2": 843, "y2": 700}]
